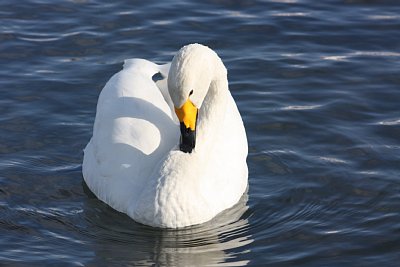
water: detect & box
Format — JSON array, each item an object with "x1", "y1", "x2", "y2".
[{"x1": 1, "y1": 0, "x2": 400, "y2": 266}]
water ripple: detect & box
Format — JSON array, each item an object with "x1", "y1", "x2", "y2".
[{"x1": 1, "y1": 0, "x2": 400, "y2": 266}]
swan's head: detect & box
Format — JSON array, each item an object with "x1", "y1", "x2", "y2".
[{"x1": 168, "y1": 43, "x2": 218, "y2": 153}]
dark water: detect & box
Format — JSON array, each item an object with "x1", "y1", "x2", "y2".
[{"x1": 1, "y1": 0, "x2": 400, "y2": 266}]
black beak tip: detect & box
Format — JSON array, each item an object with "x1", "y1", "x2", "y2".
[
  {"x1": 179, "y1": 123, "x2": 196, "y2": 153},
  {"x1": 180, "y1": 143, "x2": 193, "y2": 153}
]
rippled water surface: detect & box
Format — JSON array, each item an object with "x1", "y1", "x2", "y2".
[{"x1": 1, "y1": 0, "x2": 400, "y2": 266}]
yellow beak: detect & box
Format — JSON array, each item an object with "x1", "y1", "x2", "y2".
[
  {"x1": 174, "y1": 99, "x2": 198, "y2": 131},
  {"x1": 174, "y1": 99, "x2": 198, "y2": 153}
]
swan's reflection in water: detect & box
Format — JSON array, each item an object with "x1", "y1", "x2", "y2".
[{"x1": 83, "y1": 187, "x2": 252, "y2": 266}]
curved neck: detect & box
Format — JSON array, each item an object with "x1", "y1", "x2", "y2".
[{"x1": 196, "y1": 64, "x2": 229, "y2": 154}]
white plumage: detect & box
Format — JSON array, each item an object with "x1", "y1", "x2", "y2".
[{"x1": 82, "y1": 44, "x2": 248, "y2": 228}]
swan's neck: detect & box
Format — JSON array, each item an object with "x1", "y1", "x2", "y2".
[{"x1": 196, "y1": 66, "x2": 229, "y2": 153}]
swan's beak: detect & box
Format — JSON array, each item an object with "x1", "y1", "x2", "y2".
[{"x1": 174, "y1": 99, "x2": 198, "y2": 153}]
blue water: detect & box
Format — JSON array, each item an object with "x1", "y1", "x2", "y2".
[{"x1": 1, "y1": 0, "x2": 400, "y2": 266}]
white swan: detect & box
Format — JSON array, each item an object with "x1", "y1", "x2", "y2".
[{"x1": 82, "y1": 44, "x2": 248, "y2": 228}]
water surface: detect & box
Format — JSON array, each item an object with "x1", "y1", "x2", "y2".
[{"x1": 1, "y1": 0, "x2": 400, "y2": 266}]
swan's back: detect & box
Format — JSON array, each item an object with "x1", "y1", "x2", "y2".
[{"x1": 82, "y1": 59, "x2": 179, "y2": 213}]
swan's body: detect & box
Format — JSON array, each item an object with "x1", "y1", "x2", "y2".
[{"x1": 82, "y1": 44, "x2": 248, "y2": 228}]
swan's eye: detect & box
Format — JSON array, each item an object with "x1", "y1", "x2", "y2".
[{"x1": 189, "y1": 90, "x2": 194, "y2": 96}]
